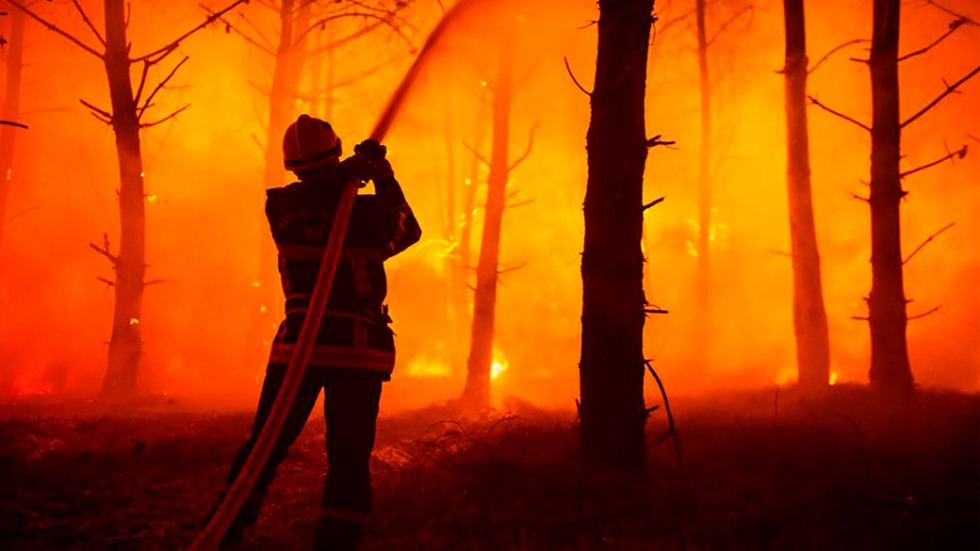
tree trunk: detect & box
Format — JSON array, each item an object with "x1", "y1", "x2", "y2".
[
  {"x1": 695, "y1": 0, "x2": 711, "y2": 357},
  {"x1": 868, "y1": 0, "x2": 913, "y2": 395},
  {"x1": 461, "y1": 31, "x2": 513, "y2": 410},
  {"x1": 101, "y1": 0, "x2": 146, "y2": 397},
  {"x1": 0, "y1": 9, "x2": 25, "y2": 260},
  {"x1": 246, "y1": 0, "x2": 312, "y2": 364},
  {"x1": 783, "y1": 0, "x2": 830, "y2": 392},
  {"x1": 579, "y1": 0, "x2": 653, "y2": 473}
]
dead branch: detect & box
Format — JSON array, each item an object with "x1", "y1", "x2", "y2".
[
  {"x1": 89, "y1": 233, "x2": 118, "y2": 265},
  {"x1": 923, "y1": 0, "x2": 980, "y2": 26},
  {"x1": 851, "y1": 315, "x2": 869, "y2": 321},
  {"x1": 807, "y1": 39, "x2": 869, "y2": 75},
  {"x1": 903, "y1": 222, "x2": 955, "y2": 264},
  {"x1": 808, "y1": 95, "x2": 871, "y2": 132},
  {"x1": 307, "y1": 20, "x2": 385, "y2": 56},
  {"x1": 79, "y1": 98, "x2": 112, "y2": 120},
  {"x1": 199, "y1": 4, "x2": 275, "y2": 56},
  {"x1": 138, "y1": 56, "x2": 190, "y2": 120},
  {"x1": 1, "y1": 205, "x2": 39, "y2": 227},
  {"x1": 563, "y1": 57, "x2": 591, "y2": 97},
  {"x1": 0, "y1": 120, "x2": 28, "y2": 129},
  {"x1": 907, "y1": 305, "x2": 942, "y2": 320},
  {"x1": 133, "y1": 62, "x2": 151, "y2": 107},
  {"x1": 643, "y1": 197, "x2": 665, "y2": 210},
  {"x1": 901, "y1": 145, "x2": 967, "y2": 178},
  {"x1": 645, "y1": 359, "x2": 682, "y2": 467},
  {"x1": 769, "y1": 250, "x2": 794, "y2": 258},
  {"x1": 6, "y1": 0, "x2": 103, "y2": 59},
  {"x1": 506, "y1": 198, "x2": 535, "y2": 209},
  {"x1": 899, "y1": 18, "x2": 967, "y2": 62},
  {"x1": 706, "y1": 5, "x2": 755, "y2": 48},
  {"x1": 96, "y1": 276, "x2": 115, "y2": 288},
  {"x1": 294, "y1": 12, "x2": 412, "y2": 53},
  {"x1": 69, "y1": 0, "x2": 106, "y2": 47},
  {"x1": 145, "y1": 279, "x2": 174, "y2": 286},
  {"x1": 850, "y1": 192, "x2": 869, "y2": 202},
  {"x1": 497, "y1": 263, "x2": 526, "y2": 275},
  {"x1": 461, "y1": 141, "x2": 490, "y2": 168},
  {"x1": 645, "y1": 307, "x2": 669, "y2": 314},
  {"x1": 140, "y1": 104, "x2": 191, "y2": 129},
  {"x1": 508, "y1": 123, "x2": 539, "y2": 172},
  {"x1": 646, "y1": 134, "x2": 677, "y2": 148},
  {"x1": 902, "y1": 65, "x2": 980, "y2": 128},
  {"x1": 130, "y1": 0, "x2": 249, "y2": 65}
]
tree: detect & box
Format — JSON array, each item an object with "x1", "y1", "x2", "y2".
[
  {"x1": 782, "y1": 0, "x2": 830, "y2": 392},
  {"x1": 8, "y1": 0, "x2": 248, "y2": 397},
  {"x1": 460, "y1": 25, "x2": 536, "y2": 409},
  {"x1": 810, "y1": 0, "x2": 978, "y2": 396},
  {"x1": 0, "y1": 7, "x2": 27, "y2": 262},
  {"x1": 579, "y1": 0, "x2": 656, "y2": 472}
]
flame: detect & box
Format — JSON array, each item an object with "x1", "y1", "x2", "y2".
[
  {"x1": 128, "y1": 318, "x2": 140, "y2": 325},
  {"x1": 829, "y1": 372, "x2": 839, "y2": 385},
  {"x1": 774, "y1": 367, "x2": 796, "y2": 386},
  {"x1": 407, "y1": 355, "x2": 452, "y2": 377},
  {"x1": 491, "y1": 348, "x2": 508, "y2": 380}
]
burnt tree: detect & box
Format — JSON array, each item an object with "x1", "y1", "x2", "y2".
[
  {"x1": 579, "y1": 0, "x2": 655, "y2": 472},
  {"x1": 782, "y1": 0, "x2": 830, "y2": 391},
  {"x1": 810, "y1": 0, "x2": 978, "y2": 396},
  {"x1": 9, "y1": 0, "x2": 248, "y2": 397},
  {"x1": 461, "y1": 30, "x2": 514, "y2": 410},
  {"x1": 0, "y1": 7, "x2": 26, "y2": 259}
]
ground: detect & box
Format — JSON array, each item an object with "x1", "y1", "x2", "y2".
[{"x1": 0, "y1": 385, "x2": 977, "y2": 550}]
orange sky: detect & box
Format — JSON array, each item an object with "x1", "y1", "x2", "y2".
[{"x1": 0, "y1": 0, "x2": 977, "y2": 409}]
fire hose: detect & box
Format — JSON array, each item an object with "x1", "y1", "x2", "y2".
[{"x1": 188, "y1": 1, "x2": 482, "y2": 548}]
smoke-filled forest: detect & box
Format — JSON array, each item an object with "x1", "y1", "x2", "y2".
[{"x1": 0, "y1": 0, "x2": 977, "y2": 549}]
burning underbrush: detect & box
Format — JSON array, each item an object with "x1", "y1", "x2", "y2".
[{"x1": 0, "y1": 387, "x2": 976, "y2": 550}]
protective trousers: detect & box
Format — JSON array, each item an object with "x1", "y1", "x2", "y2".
[{"x1": 221, "y1": 363, "x2": 383, "y2": 549}]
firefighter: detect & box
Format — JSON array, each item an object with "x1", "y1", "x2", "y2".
[{"x1": 213, "y1": 114, "x2": 421, "y2": 549}]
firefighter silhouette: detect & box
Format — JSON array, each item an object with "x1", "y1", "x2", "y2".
[{"x1": 211, "y1": 115, "x2": 421, "y2": 549}]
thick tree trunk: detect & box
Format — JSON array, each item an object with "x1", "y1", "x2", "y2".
[
  {"x1": 101, "y1": 0, "x2": 146, "y2": 397},
  {"x1": 461, "y1": 32, "x2": 513, "y2": 409},
  {"x1": 0, "y1": 9, "x2": 25, "y2": 259},
  {"x1": 579, "y1": 0, "x2": 653, "y2": 473},
  {"x1": 246, "y1": 0, "x2": 312, "y2": 364},
  {"x1": 868, "y1": 0, "x2": 913, "y2": 395},
  {"x1": 695, "y1": 0, "x2": 711, "y2": 354},
  {"x1": 783, "y1": 0, "x2": 830, "y2": 391}
]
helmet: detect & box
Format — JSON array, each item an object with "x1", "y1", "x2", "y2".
[{"x1": 282, "y1": 114, "x2": 342, "y2": 171}]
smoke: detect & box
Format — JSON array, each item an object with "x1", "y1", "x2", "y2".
[{"x1": 0, "y1": 0, "x2": 976, "y2": 408}]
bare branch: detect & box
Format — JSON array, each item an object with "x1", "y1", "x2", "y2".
[
  {"x1": 808, "y1": 95, "x2": 871, "y2": 132},
  {"x1": 923, "y1": 0, "x2": 980, "y2": 26},
  {"x1": 645, "y1": 307, "x2": 669, "y2": 314},
  {"x1": 145, "y1": 279, "x2": 174, "y2": 286},
  {"x1": 79, "y1": 98, "x2": 112, "y2": 120},
  {"x1": 294, "y1": 12, "x2": 412, "y2": 53},
  {"x1": 903, "y1": 222, "x2": 955, "y2": 265},
  {"x1": 133, "y1": 61, "x2": 151, "y2": 107},
  {"x1": 901, "y1": 145, "x2": 968, "y2": 178},
  {"x1": 307, "y1": 21, "x2": 384, "y2": 56},
  {"x1": 462, "y1": 141, "x2": 490, "y2": 168},
  {"x1": 706, "y1": 5, "x2": 755, "y2": 48},
  {"x1": 907, "y1": 305, "x2": 942, "y2": 320},
  {"x1": 140, "y1": 104, "x2": 191, "y2": 129},
  {"x1": 902, "y1": 66, "x2": 980, "y2": 128},
  {"x1": 643, "y1": 197, "x2": 665, "y2": 210},
  {"x1": 899, "y1": 18, "x2": 967, "y2": 62},
  {"x1": 508, "y1": 122, "x2": 539, "y2": 172},
  {"x1": 131, "y1": 0, "x2": 249, "y2": 64},
  {"x1": 506, "y1": 198, "x2": 535, "y2": 209},
  {"x1": 89, "y1": 235, "x2": 118, "y2": 265},
  {"x1": 563, "y1": 57, "x2": 591, "y2": 97},
  {"x1": 646, "y1": 134, "x2": 677, "y2": 148},
  {"x1": 0, "y1": 120, "x2": 29, "y2": 129},
  {"x1": 497, "y1": 263, "x2": 527, "y2": 275},
  {"x1": 808, "y1": 39, "x2": 869, "y2": 75},
  {"x1": 96, "y1": 277, "x2": 116, "y2": 288},
  {"x1": 6, "y1": 0, "x2": 103, "y2": 59},
  {"x1": 138, "y1": 56, "x2": 190, "y2": 120},
  {"x1": 851, "y1": 315, "x2": 870, "y2": 321},
  {"x1": 199, "y1": 3, "x2": 276, "y2": 57},
  {"x1": 70, "y1": 0, "x2": 106, "y2": 47},
  {"x1": 850, "y1": 192, "x2": 869, "y2": 202},
  {"x1": 1, "y1": 205, "x2": 39, "y2": 227}
]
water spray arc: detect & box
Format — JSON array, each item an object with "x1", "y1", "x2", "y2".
[{"x1": 190, "y1": 0, "x2": 490, "y2": 548}]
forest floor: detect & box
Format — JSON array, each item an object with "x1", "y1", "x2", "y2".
[{"x1": 0, "y1": 385, "x2": 976, "y2": 550}]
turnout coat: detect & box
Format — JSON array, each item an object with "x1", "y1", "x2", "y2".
[{"x1": 264, "y1": 170, "x2": 421, "y2": 379}]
